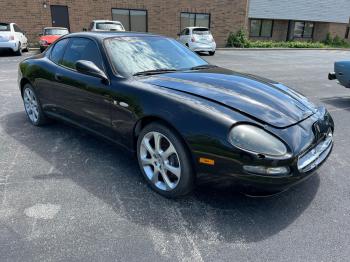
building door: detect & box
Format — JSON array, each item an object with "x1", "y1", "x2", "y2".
[{"x1": 50, "y1": 5, "x2": 70, "y2": 30}]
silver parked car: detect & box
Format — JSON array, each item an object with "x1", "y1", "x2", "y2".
[
  {"x1": 178, "y1": 27, "x2": 216, "y2": 55},
  {"x1": 89, "y1": 20, "x2": 125, "y2": 32},
  {"x1": 0, "y1": 22, "x2": 28, "y2": 55}
]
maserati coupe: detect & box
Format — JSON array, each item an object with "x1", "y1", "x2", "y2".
[{"x1": 18, "y1": 32, "x2": 334, "y2": 197}]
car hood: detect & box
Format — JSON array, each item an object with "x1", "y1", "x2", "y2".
[
  {"x1": 140, "y1": 67, "x2": 317, "y2": 128},
  {"x1": 40, "y1": 35, "x2": 61, "y2": 44}
]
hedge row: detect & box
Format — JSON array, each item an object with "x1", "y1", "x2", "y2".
[{"x1": 227, "y1": 29, "x2": 350, "y2": 48}]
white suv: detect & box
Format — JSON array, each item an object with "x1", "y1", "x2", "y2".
[
  {"x1": 89, "y1": 20, "x2": 125, "y2": 32},
  {"x1": 0, "y1": 22, "x2": 28, "y2": 55},
  {"x1": 178, "y1": 27, "x2": 216, "y2": 56}
]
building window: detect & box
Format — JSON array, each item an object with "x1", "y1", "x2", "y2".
[
  {"x1": 112, "y1": 9, "x2": 147, "y2": 32},
  {"x1": 250, "y1": 19, "x2": 273, "y2": 37},
  {"x1": 180, "y1": 12, "x2": 210, "y2": 30},
  {"x1": 345, "y1": 27, "x2": 349, "y2": 39},
  {"x1": 293, "y1": 21, "x2": 314, "y2": 38}
]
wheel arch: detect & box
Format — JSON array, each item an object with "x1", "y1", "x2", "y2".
[
  {"x1": 19, "y1": 78, "x2": 32, "y2": 97},
  {"x1": 133, "y1": 115, "x2": 196, "y2": 169}
]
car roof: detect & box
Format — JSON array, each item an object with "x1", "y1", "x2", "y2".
[
  {"x1": 185, "y1": 27, "x2": 210, "y2": 30},
  {"x1": 44, "y1": 27, "x2": 68, "y2": 30},
  {"x1": 63, "y1": 31, "x2": 162, "y2": 40},
  {"x1": 93, "y1": 20, "x2": 122, "y2": 24}
]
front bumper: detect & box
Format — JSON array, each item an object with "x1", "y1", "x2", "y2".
[
  {"x1": 39, "y1": 44, "x2": 49, "y2": 51},
  {"x1": 0, "y1": 40, "x2": 18, "y2": 51},
  {"x1": 197, "y1": 141, "x2": 333, "y2": 194},
  {"x1": 194, "y1": 113, "x2": 334, "y2": 195}
]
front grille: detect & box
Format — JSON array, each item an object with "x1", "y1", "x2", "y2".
[{"x1": 297, "y1": 132, "x2": 333, "y2": 173}]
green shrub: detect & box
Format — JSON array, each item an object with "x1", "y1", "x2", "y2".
[
  {"x1": 323, "y1": 34, "x2": 350, "y2": 48},
  {"x1": 226, "y1": 29, "x2": 350, "y2": 49},
  {"x1": 227, "y1": 29, "x2": 250, "y2": 48},
  {"x1": 324, "y1": 33, "x2": 333, "y2": 45},
  {"x1": 247, "y1": 40, "x2": 326, "y2": 48}
]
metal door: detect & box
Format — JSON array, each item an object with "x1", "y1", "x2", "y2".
[{"x1": 50, "y1": 5, "x2": 70, "y2": 30}]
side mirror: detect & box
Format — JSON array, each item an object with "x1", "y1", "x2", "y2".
[{"x1": 75, "y1": 60, "x2": 109, "y2": 84}]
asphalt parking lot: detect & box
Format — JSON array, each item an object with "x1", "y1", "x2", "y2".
[{"x1": 1, "y1": 49, "x2": 350, "y2": 261}]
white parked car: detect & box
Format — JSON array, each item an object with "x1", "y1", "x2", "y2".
[
  {"x1": 0, "y1": 22, "x2": 28, "y2": 55},
  {"x1": 178, "y1": 27, "x2": 216, "y2": 56},
  {"x1": 89, "y1": 20, "x2": 125, "y2": 32}
]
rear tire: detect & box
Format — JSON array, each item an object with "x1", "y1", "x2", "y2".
[
  {"x1": 209, "y1": 51, "x2": 215, "y2": 56},
  {"x1": 22, "y1": 84, "x2": 50, "y2": 126},
  {"x1": 14, "y1": 43, "x2": 22, "y2": 56},
  {"x1": 137, "y1": 122, "x2": 195, "y2": 198}
]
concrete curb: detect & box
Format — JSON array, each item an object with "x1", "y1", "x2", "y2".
[{"x1": 217, "y1": 47, "x2": 350, "y2": 51}]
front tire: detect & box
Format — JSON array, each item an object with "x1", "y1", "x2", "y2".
[
  {"x1": 22, "y1": 84, "x2": 49, "y2": 126},
  {"x1": 137, "y1": 122, "x2": 195, "y2": 198}
]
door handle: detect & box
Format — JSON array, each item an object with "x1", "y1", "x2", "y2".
[
  {"x1": 338, "y1": 72, "x2": 344, "y2": 76},
  {"x1": 55, "y1": 73, "x2": 63, "y2": 81}
]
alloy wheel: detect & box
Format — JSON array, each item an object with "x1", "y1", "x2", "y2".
[
  {"x1": 23, "y1": 88, "x2": 39, "y2": 123},
  {"x1": 140, "y1": 131, "x2": 181, "y2": 191}
]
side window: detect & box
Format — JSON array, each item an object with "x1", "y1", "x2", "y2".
[
  {"x1": 61, "y1": 38, "x2": 103, "y2": 70},
  {"x1": 89, "y1": 22, "x2": 94, "y2": 31},
  {"x1": 13, "y1": 24, "x2": 21, "y2": 33},
  {"x1": 50, "y1": 38, "x2": 69, "y2": 64},
  {"x1": 185, "y1": 29, "x2": 190, "y2": 35}
]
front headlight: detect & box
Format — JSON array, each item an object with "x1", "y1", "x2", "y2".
[{"x1": 229, "y1": 124, "x2": 287, "y2": 157}]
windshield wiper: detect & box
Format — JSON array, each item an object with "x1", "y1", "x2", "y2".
[
  {"x1": 189, "y1": 64, "x2": 218, "y2": 70},
  {"x1": 133, "y1": 69, "x2": 177, "y2": 76}
]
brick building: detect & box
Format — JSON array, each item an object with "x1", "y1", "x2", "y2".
[
  {"x1": 248, "y1": 0, "x2": 350, "y2": 42},
  {"x1": 0, "y1": 0, "x2": 249, "y2": 47}
]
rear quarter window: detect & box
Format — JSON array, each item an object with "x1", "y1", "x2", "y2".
[
  {"x1": 0, "y1": 23, "x2": 10, "y2": 31},
  {"x1": 192, "y1": 28, "x2": 211, "y2": 35}
]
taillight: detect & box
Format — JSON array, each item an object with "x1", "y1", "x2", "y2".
[
  {"x1": 9, "y1": 35, "x2": 14, "y2": 40},
  {"x1": 191, "y1": 37, "x2": 196, "y2": 42}
]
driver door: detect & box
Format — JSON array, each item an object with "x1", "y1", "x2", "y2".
[{"x1": 53, "y1": 37, "x2": 113, "y2": 139}]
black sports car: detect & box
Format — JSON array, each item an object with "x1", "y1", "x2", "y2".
[{"x1": 18, "y1": 32, "x2": 334, "y2": 197}]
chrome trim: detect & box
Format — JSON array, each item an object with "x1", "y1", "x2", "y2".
[{"x1": 298, "y1": 132, "x2": 333, "y2": 172}]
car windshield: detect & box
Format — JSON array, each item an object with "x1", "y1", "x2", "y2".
[
  {"x1": 0, "y1": 23, "x2": 10, "y2": 31},
  {"x1": 105, "y1": 36, "x2": 208, "y2": 77},
  {"x1": 193, "y1": 28, "x2": 211, "y2": 35},
  {"x1": 96, "y1": 23, "x2": 124, "y2": 31},
  {"x1": 44, "y1": 28, "x2": 69, "y2": 35}
]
